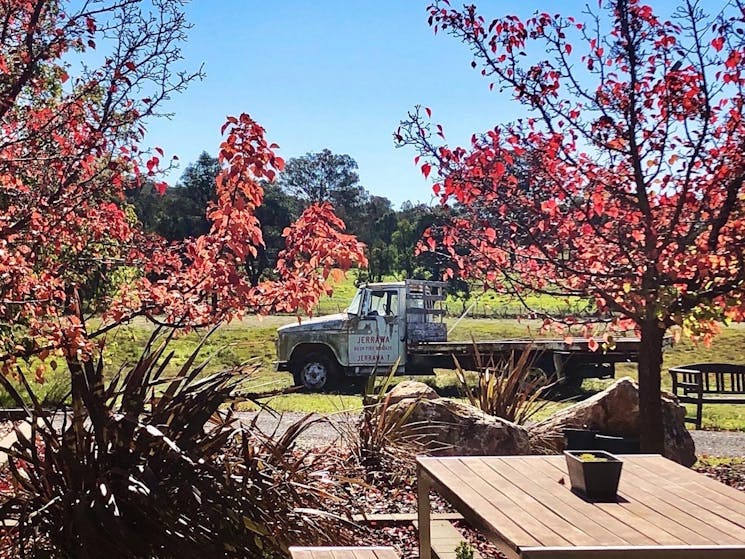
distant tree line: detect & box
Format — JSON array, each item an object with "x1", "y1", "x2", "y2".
[{"x1": 127, "y1": 149, "x2": 466, "y2": 292}]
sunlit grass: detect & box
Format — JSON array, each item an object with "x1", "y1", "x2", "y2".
[
  {"x1": 7, "y1": 275, "x2": 745, "y2": 431},
  {"x1": 236, "y1": 393, "x2": 363, "y2": 414}
]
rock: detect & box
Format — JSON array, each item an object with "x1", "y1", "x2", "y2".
[
  {"x1": 388, "y1": 397, "x2": 531, "y2": 456},
  {"x1": 529, "y1": 377, "x2": 696, "y2": 466},
  {"x1": 384, "y1": 380, "x2": 438, "y2": 406}
]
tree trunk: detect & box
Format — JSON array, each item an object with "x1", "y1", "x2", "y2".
[{"x1": 637, "y1": 319, "x2": 665, "y2": 453}]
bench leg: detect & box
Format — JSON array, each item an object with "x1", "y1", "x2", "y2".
[{"x1": 695, "y1": 396, "x2": 703, "y2": 430}]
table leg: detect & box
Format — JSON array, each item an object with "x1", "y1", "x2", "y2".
[{"x1": 417, "y1": 464, "x2": 432, "y2": 559}]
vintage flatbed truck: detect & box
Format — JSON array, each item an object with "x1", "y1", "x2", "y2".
[{"x1": 275, "y1": 279, "x2": 645, "y2": 391}]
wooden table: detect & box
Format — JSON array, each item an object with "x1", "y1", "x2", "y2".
[{"x1": 417, "y1": 455, "x2": 745, "y2": 559}]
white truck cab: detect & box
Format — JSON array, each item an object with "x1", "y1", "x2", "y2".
[{"x1": 275, "y1": 280, "x2": 446, "y2": 390}]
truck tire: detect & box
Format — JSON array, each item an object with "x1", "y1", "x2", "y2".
[
  {"x1": 292, "y1": 351, "x2": 339, "y2": 392},
  {"x1": 530, "y1": 355, "x2": 557, "y2": 386}
]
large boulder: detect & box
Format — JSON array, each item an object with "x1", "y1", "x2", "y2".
[
  {"x1": 388, "y1": 397, "x2": 531, "y2": 456},
  {"x1": 385, "y1": 380, "x2": 438, "y2": 406},
  {"x1": 529, "y1": 377, "x2": 696, "y2": 466}
]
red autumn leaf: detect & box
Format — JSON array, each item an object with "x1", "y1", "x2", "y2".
[
  {"x1": 397, "y1": 0, "x2": 745, "y2": 454},
  {"x1": 422, "y1": 163, "x2": 432, "y2": 179},
  {"x1": 725, "y1": 50, "x2": 742, "y2": 69}
]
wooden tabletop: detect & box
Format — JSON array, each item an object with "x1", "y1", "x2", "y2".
[{"x1": 416, "y1": 454, "x2": 745, "y2": 558}]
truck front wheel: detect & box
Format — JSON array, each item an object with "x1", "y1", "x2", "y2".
[{"x1": 292, "y1": 352, "x2": 339, "y2": 392}]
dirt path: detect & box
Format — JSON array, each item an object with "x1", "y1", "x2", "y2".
[{"x1": 235, "y1": 411, "x2": 745, "y2": 457}]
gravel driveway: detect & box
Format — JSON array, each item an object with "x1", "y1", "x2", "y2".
[
  {"x1": 690, "y1": 429, "x2": 745, "y2": 457},
  {"x1": 235, "y1": 411, "x2": 745, "y2": 457}
]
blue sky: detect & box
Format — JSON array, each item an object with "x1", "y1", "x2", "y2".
[{"x1": 142, "y1": 0, "x2": 678, "y2": 208}]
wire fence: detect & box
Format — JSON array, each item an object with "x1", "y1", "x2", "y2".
[{"x1": 314, "y1": 301, "x2": 599, "y2": 320}]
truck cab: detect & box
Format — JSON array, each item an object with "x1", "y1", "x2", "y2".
[{"x1": 275, "y1": 280, "x2": 446, "y2": 390}]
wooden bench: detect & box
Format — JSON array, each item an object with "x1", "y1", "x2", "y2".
[
  {"x1": 289, "y1": 547, "x2": 398, "y2": 559},
  {"x1": 669, "y1": 363, "x2": 745, "y2": 428}
]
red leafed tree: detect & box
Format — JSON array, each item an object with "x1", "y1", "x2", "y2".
[
  {"x1": 397, "y1": 0, "x2": 745, "y2": 452},
  {"x1": 0, "y1": 1, "x2": 366, "y2": 389}
]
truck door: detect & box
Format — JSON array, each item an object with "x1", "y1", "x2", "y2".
[{"x1": 348, "y1": 288, "x2": 404, "y2": 370}]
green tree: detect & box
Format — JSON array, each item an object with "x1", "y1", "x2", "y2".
[
  {"x1": 280, "y1": 149, "x2": 369, "y2": 225},
  {"x1": 357, "y1": 195, "x2": 398, "y2": 281},
  {"x1": 248, "y1": 182, "x2": 302, "y2": 284},
  {"x1": 128, "y1": 152, "x2": 220, "y2": 241}
]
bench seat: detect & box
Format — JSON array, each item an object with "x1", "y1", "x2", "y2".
[
  {"x1": 289, "y1": 547, "x2": 399, "y2": 559},
  {"x1": 669, "y1": 363, "x2": 745, "y2": 428}
]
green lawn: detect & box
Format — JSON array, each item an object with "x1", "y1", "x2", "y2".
[
  {"x1": 5, "y1": 278, "x2": 745, "y2": 430},
  {"x1": 101, "y1": 314, "x2": 745, "y2": 430}
]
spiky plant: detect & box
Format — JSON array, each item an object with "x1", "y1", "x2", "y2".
[
  {"x1": 454, "y1": 346, "x2": 555, "y2": 424},
  {"x1": 0, "y1": 329, "x2": 352, "y2": 559},
  {"x1": 338, "y1": 362, "x2": 438, "y2": 481}
]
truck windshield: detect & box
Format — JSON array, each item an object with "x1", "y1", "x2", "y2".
[{"x1": 346, "y1": 288, "x2": 363, "y2": 315}]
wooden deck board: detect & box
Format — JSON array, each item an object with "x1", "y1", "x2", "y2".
[
  {"x1": 522, "y1": 456, "x2": 661, "y2": 545},
  {"x1": 621, "y1": 460, "x2": 745, "y2": 542},
  {"x1": 520, "y1": 545, "x2": 745, "y2": 558},
  {"x1": 289, "y1": 547, "x2": 398, "y2": 559},
  {"x1": 417, "y1": 454, "x2": 745, "y2": 558},
  {"x1": 412, "y1": 520, "x2": 483, "y2": 559},
  {"x1": 488, "y1": 457, "x2": 629, "y2": 546},
  {"x1": 538, "y1": 456, "x2": 691, "y2": 545},
  {"x1": 422, "y1": 458, "x2": 539, "y2": 548},
  {"x1": 465, "y1": 458, "x2": 593, "y2": 546},
  {"x1": 440, "y1": 457, "x2": 570, "y2": 546},
  {"x1": 633, "y1": 455, "x2": 745, "y2": 513}
]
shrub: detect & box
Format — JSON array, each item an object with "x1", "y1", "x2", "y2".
[
  {"x1": 0, "y1": 330, "x2": 351, "y2": 558},
  {"x1": 0, "y1": 365, "x2": 70, "y2": 409},
  {"x1": 454, "y1": 346, "x2": 554, "y2": 424},
  {"x1": 337, "y1": 363, "x2": 435, "y2": 477},
  {"x1": 455, "y1": 540, "x2": 475, "y2": 559}
]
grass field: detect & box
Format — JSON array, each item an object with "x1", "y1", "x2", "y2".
[{"x1": 5, "y1": 277, "x2": 745, "y2": 430}]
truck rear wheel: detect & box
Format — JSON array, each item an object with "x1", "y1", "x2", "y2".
[
  {"x1": 292, "y1": 351, "x2": 339, "y2": 392},
  {"x1": 529, "y1": 355, "x2": 557, "y2": 387}
]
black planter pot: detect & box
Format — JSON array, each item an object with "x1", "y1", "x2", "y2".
[
  {"x1": 562, "y1": 428, "x2": 598, "y2": 450},
  {"x1": 595, "y1": 434, "x2": 640, "y2": 454},
  {"x1": 564, "y1": 450, "x2": 623, "y2": 501}
]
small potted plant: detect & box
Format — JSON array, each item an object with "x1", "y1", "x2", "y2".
[{"x1": 564, "y1": 450, "x2": 623, "y2": 501}]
